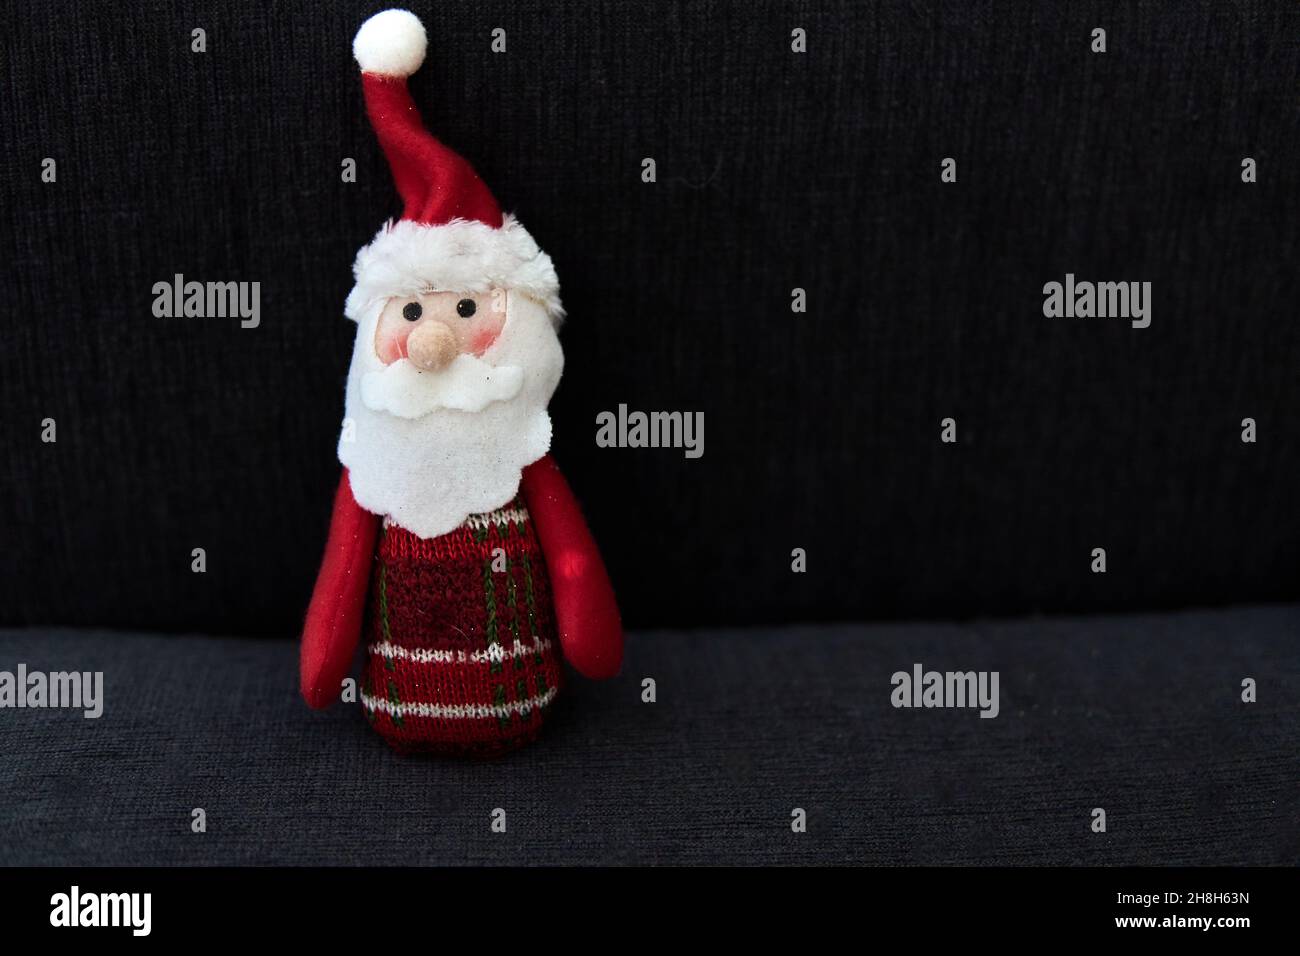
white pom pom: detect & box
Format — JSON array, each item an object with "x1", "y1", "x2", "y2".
[{"x1": 353, "y1": 9, "x2": 427, "y2": 78}]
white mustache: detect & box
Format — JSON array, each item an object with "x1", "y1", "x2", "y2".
[{"x1": 360, "y1": 354, "x2": 524, "y2": 419}]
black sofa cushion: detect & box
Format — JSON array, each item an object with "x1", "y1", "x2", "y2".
[{"x1": 1, "y1": 606, "x2": 1293, "y2": 865}]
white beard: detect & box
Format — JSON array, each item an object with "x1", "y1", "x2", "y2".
[
  {"x1": 338, "y1": 291, "x2": 564, "y2": 539},
  {"x1": 360, "y1": 353, "x2": 525, "y2": 418}
]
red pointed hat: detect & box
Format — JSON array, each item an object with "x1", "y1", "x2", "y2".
[{"x1": 345, "y1": 9, "x2": 562, "y2": 322}]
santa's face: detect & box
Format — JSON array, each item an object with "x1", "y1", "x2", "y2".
[
  {"x1": 374, "y1": 289, "x2": 508, "y2": 368},
  {"x1": 339, "y1": 287, "x2": 563, "y2": 539},
  {"x1": 359, "y1": 288, "x2": 527, "y2": 420}
]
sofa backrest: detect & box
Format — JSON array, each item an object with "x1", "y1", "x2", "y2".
[{"x1": 2, "y1": 3, "x2": 1296, "y2": 634}]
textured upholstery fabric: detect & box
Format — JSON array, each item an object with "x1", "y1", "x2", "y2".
[
  {"x1": 2, "y1": 1, "x2": 1298, "y2": 637},
  {"x1": 1, "y1": 608, "x2": 1294, "y2": 866}
]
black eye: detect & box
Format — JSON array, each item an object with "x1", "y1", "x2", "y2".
[
  {"x1": 402, "y1": 301, "x2": 422, "y2": 322},
  {"x1": 456, "y1": 298, "x2": 477, "y2": 318}
]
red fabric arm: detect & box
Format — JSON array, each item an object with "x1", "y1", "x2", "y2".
[
  {"x1": 300, "y1": 470, "x2": 381, "y2": 709},
  {"x1": 519, "y1": 455, "x2": 624, "y2": 680}
]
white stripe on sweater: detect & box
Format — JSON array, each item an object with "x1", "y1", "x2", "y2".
[
  {"x1": 361, "y1": 686, "x2": 558, "y2": 720},
  {"x1": 368, "y1": 638, "x2": 552, "y2": 665},
  {"x1": 462, "y1": 507, "x2": 529, "y2": 531}
]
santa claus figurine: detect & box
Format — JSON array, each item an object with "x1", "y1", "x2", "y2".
[{"x1": 300, "y1": 9, "x2": 623, "y2": 756}]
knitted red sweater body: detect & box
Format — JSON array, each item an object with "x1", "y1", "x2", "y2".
[{"x1": 360, "y1": 498, "x2": 563, "y2": 756}]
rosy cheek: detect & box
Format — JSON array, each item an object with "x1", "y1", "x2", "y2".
[
  {"x1": 469, "y1": 327, "x2": 501, "y2": 356},
  {"x1": 376, "y1": 327, "x2": 408, "y2": 365}
]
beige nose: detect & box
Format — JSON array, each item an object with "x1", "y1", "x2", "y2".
[{"x1": 406, "y1": 320, "x2": 458, "y2": 371}]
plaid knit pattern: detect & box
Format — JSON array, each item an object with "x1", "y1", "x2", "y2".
[{"x1": 360, "y1": 497, "x2": 562, "y2": 756}]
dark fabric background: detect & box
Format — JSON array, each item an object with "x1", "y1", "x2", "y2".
[
  {"x1": 3, "y1": 608, "x2": 1296, "y2": 865},
  {"x1": 2, "y1": 1, "x2": 1298, "y2": 636}
]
